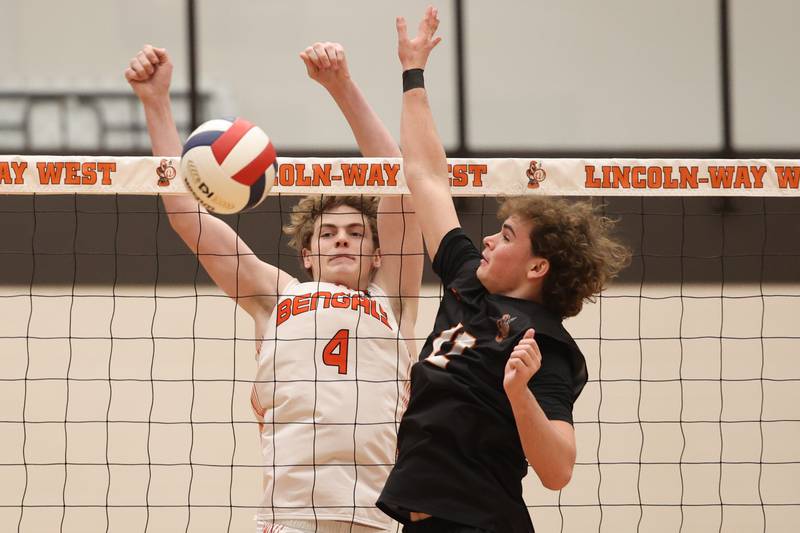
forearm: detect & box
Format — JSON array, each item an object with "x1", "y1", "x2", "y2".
[
  {"x1": 327, "y1": 79, "x2": 400, "y2": 157},
  {"x1": 395, "y1": 9, "x2": 456, "y2": 259},
  {"x1": 507, "y1": 388, "x2": 576, "y2": 490},
  {"x1": 399, "y1": 87, "x2": 458, "y2": 259},
  {"x1": 400, "y1": 88, "x2": 448, "y2": 184},
  {"x1": 139, "y1": 95, "x2": 206, "y2": 223},
  {"x1": 141, "y1": 95, "x2": 181, "y2": 158}
]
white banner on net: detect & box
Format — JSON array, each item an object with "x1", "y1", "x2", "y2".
[{"x1": 0, "y1": 155, "x2": 799, "y2": 196}]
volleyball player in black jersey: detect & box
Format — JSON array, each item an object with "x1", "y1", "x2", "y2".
[{"x1": 376, "y1": 7, "x2": 631, "y2": 532}]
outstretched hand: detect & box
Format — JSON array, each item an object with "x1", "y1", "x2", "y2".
[
  {"x1": 397, "y1": 5, "x2": 442, "y2": 71},
  {"x1": 300, "y1": 41, "x2": 351, "y2": 91},
  {"x1": 504, "y1": 329, "x2": 542, "y2": 399},
  {"x1": 124, "y1": 44, "x2": 172, "y2": 104}
]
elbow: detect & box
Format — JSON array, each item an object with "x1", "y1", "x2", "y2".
[
  {"x1": 167, "y1": 212, "x2": 189, "y2": 233},
  {"x1": 403, "y1": 165, "x2": 448, "y2": 196},
  {"x1": 539, "y1": 464, "x2": 574, "y2": 491},
  {"x1": 162, "y1": 197, "x2": 204, "y2": 229},
  {"x1": 403, "y1": 164, "x2": 425, "y2": 186},
  {"x1": 167, "y1": 207, "x2": 201, "y2": 232},
  {"x1": 166, "y1": 212, "x2": 201, "y2": 248}
]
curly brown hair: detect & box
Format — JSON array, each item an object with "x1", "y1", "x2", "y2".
[
  {"x1": 283, "y1": 195, "x2": 380, "y2": 276},
  {"x1": 498, "y1": 196, "x2": 631, "y2": 319}
]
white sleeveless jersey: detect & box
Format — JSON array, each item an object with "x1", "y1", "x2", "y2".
[{"x1": 251, "y1": 280, "x2": 412, "y2": 529}]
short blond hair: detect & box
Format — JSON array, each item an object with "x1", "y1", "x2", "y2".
[{"x1": 283, "y1": 195, "x2": 380, "y2": 275}]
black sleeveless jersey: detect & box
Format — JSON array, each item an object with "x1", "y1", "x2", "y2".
[{"x1": 377, "y1": 228, "x2": 588, "y2": 533}]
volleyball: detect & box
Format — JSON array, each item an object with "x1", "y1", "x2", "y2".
[{"x1": 180, "y1": 117, "x2": 277, "y2": 214}]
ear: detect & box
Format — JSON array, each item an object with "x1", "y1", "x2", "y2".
[
  {"x1": 301, "y1": 248, "x2": 313, "y2": 270},
  {"x1": 372, "y1": 247, "x2": 382, "y2": 269},
  {"x1": 527, "y1": 257, "x2": 549, "y2": 280}
]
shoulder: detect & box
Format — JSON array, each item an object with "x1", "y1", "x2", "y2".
[
  {"x1": 517, "y1": 304, "x2": 588, "y2": 389},
  {"x1": 435, "y1": 228, "x2": 480, "y2": 261},
  {"x1": 433, "y1": 228, "x2": 481, "y2": 284},
  {"x1": 278, "y1": 278, "x2": 303, "y2": 293},
  {"x1": 367, "y1": 282, "x2": 389, "y2": 301},
  {"x1": 535, "y1": 331, "x2": 587, "y2": 394}
]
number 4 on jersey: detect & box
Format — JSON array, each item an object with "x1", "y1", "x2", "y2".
[
  {"x1": 323, "y1": 329, "x2": 349, "y2": 374},
  {"x1": 425, "y1": 323, "x2": 476, "y2": 369}
]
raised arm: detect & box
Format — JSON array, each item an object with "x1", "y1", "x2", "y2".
[
  {"x1": 300, "y1": 42, "x2": 424, "y2": 325},
  {"x1": 301, "y1": 42, "x2": 400, "y2": 159},
  {"x1": 396, "y1": 7, "x2": 460, "y2": 262},
  {"x1": 125, "y1": 45, "x2": 292, "y2": 320}
]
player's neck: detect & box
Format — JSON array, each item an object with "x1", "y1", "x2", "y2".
[
  {"x1": 318, "y1": 275, "x2": 370, "y2": 292},
  {"x1": 494, "y1": 280, "x2": 542, "y2": 303}
]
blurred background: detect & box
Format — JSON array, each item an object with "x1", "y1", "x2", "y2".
[
  {"x1": 1, "y1": 1, "x2": 799, "y2": 532},
  {"x1": 3, "y1": 0, "x2": 800, "y2": 157}
]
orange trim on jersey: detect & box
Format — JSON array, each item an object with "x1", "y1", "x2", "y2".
[
  {"x1": 251, "y1": 384, "x2": 268, "y2": 433},
  {"x1": 275, "y1": 290, "x2": 391, "y2": 329}
]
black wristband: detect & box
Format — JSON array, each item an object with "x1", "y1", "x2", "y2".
[{"x1": 402, "y1": 68, "x2": 425, "y2": 92}]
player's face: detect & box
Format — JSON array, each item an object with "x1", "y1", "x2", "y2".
[
  {"x1": 477, "y1": 215, "x2": 545, "y2": 297},
  {"x1": 303, "y1": 205, "x2": 380, "y2": 290}
]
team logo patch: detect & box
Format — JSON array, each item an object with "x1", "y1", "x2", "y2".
[
  {"x1": 449, "y1": 287, "x2": 461, "y2": 301},
  {"x1": 492, "y1": 313, "x2": 517, "y2": 342},
  {"x1": 156, "y1": 159, "x2": 177, "y2": 186},
  {"x1": 526, "y1": 160, "x2": 546, "y2": 189}
]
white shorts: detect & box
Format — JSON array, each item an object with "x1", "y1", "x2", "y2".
[{"x1": 258, "y1": 519, "x2": 384, "y2": 533}]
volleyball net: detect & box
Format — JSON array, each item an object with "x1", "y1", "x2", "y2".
[{"x1": 0, "y1": 156, "x2": 799, "y2": 532}]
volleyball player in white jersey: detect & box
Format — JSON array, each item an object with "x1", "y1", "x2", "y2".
[{"x1": 125, "y1": 42, "x2": 423, "y2": 532}]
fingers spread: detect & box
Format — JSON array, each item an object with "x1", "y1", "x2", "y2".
[
  {"x1": 420, "y1": 5, "x2": 440, "y2": 38},
  {"x1": 431, "y1": 8, "x2": 440, "y2": 34},
  {"x1": 396, "y1": 16, "x2": 408, "y2": 41}
]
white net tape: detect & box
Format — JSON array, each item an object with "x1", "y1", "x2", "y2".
[{"x1": 1, "y1": 156, "x2": 799, "y2": 196}]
